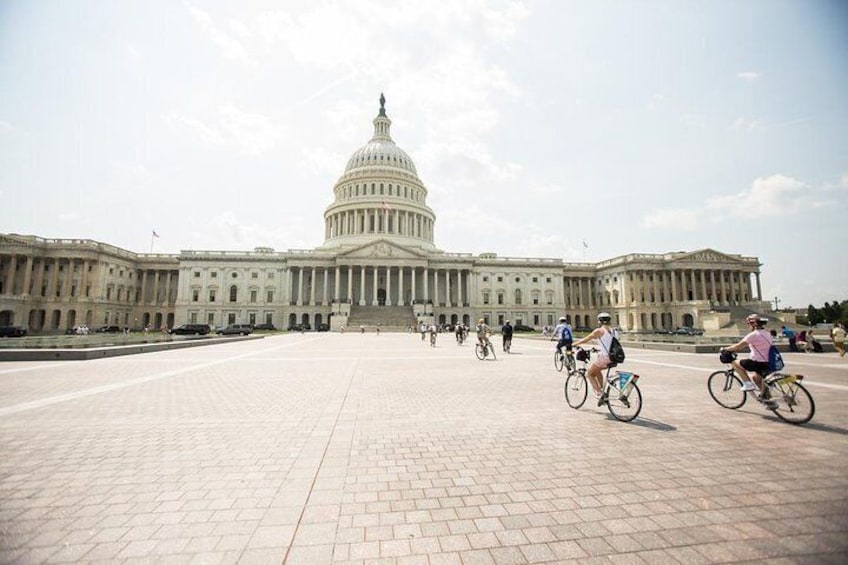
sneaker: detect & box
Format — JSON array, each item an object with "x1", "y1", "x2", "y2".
[{"x1": 740, "y1": 381, "x2": 758, "y2": 392}]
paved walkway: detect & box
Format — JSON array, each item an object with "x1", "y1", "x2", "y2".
[{"x1": 1, "y1": 333, "x2": 847, "y2": 564}]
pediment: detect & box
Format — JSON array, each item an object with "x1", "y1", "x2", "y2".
[
  {"x1": 674, "y1": 248, "x2": 741, "y2": 264},
  {"x1": 337, "y1": 239, "x2": 427, "y2": 260}
]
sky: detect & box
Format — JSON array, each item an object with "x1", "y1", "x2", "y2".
[{"x1": 1, "y1": 0, "x2": 846, "y2": 310}]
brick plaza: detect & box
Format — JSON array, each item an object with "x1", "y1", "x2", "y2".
[{"x1": 1, "y1": 333, "x2": 847, "y2": 564}]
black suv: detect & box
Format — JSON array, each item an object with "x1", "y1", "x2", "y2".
[
  {"x1": 170, "y1": 324, "x2": 211, "y2": 335},
  {"x1": 216, "y1": 324, "x2": 253, "y2": 336},
  {"x1": 96, "y1": 325, "x2": 122, "y2": 333},
  {"x1": 0, "y1": 326, "x2": 27, "y2": 338}
]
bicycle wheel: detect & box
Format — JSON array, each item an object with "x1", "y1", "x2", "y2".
[
  {"x1": 707, "y1": 370, "x2": 747, "y2": 409},
  {"x1": 475, "y1": 344, "x2": 485, "y2": 360},
  {"x1": 607, "y1": 382, "x2": 642, "y2": 422},
  {"x1": 564, "y1": 370, "x2": 588, "y2": 409},
  {"x1": 554, "y1": 351, "x2": 564, "y2": 372},
  {"x1": 565, "y1": 354, "x2": 576, "y2": 375},
  {"x1": 768, "y1": 381, "x2": 815, "y2": 424}
]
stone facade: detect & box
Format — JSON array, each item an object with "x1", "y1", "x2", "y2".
[{"x1": 0, "y1": 98, "x2": 766, "y2": 333}]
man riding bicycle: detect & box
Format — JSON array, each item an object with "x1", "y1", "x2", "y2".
[
  {"x1": 476, "y1": 318, "x2": 491, "y2": 353},
  {"x1": 721, "y1": 314, "x2": 777, "y2": 407},
  {"x1": 551, "y1": 316, "x2": 573, "y2": 360}
]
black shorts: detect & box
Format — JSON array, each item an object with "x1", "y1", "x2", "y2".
[
  {"x1": 740, "y1": 358, "x2": 770, "y2": 376},
  {"x1": 557, "y1": 339, "x2": 573, "y2": 352}
]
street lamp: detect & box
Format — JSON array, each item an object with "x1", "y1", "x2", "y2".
[{"x1": 773, "y1": 296, "x2": 781, "y2": 311}]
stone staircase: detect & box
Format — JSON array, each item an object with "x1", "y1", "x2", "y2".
[{"x1": 346, "y1": 305, "x2": 417, "y2": 331}]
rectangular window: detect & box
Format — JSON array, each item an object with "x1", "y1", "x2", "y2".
[
  {"x1": 250, "y1": 290, "x2": 257, "y2": 303},
  {"x1": 106, "y1": 287, "x2": 112, "y2": 300},
  {"x1": 208, "y1": 313, "x2": 215, "y2": 324},
  {"x1": 547, "y1": 296, "x2": 553, "y2": 305},
  {"x1": 533, "y1": 298, "x2": 539, "y2": 305},
  {"x1": 267, "y1": 290, "x2": 274, "y2": 303},
  {"x1": 546, "y1": 277, "x2": 551, "y2": 283},
  {"x1": 265, "y1": 313, "x2": 273, "y2": 325},
  {"x1": 533, "y1": 314, "x2": 540, "y2": 325},
  {"x1": 251, "y1": 272, "x2": 258, "y2": 279},
  {"x1": 497, "y1": 293, "x2": 504, "y2": 305},
  {"x1": 532, "y1": 277, "x2": 538, "y2": 283},
  {"x1": 190, "y1": 312, "x2": 197, "y2": 323},
  {"x1": 211, "y1": 272, "x2": 217, "y2": 278},
  {"x1": 249, "y1": 312, "x2": 256, "y2": 325},
  {"x1": 228, "y1": 313, "x2": 236, "y2": 325},
  {"x1": 267, "y1": 272, "x2": 274, "y2": 280},
  {"x1": 194, "y1": 271, "x2": 200, "y2": 277},
  {"x1": 209, "y1": 290, "x2": 216, "y2": 302},
  {"x1": 482, "y1": 292, "x2": 489, "y2": 305},
  {"x1": 192, "y1": 289, "x2": 199, "y2": 302},
  {"x1": 497, "y1": 276, "x2": 503, "y2": 282},
  {"x1": 482, "y1": 276, "x2": 488, "y2": 282},
  {"x1": 498, "y1": 314, "x2": 504, "y2": 325}
]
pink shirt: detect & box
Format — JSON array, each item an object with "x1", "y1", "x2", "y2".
[{"x1": 743, "y1": 329, "x2": 773, "y2": 362}]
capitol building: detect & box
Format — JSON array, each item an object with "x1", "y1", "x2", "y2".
[{"x1": 0, "y1": 96, "x2": 767, "y2": 334}]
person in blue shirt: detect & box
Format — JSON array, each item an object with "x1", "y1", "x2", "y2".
[
  {"x1": 780, "y1": 325, "x2": 798, "y2": 352},
  {"x1": 552, "y1": 316, "x2": 573, "y2": 360}
]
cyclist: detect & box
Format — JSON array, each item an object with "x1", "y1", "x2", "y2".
[
  {"x1": 720, "y1": 314, "x2": 776, "y2": 403},
  {"x1": 572, "y1": 312, "x2": 617, "y2": 405},
  {"x1": 476, "y1": 318, "x2": 492, "y2": 355},
  {"x1": 428, "y1": 322, "x2": 437, "y2": 347},
  {"x1": 501, "y1": 320, "x2": 514, "y2": 352},
  {"x1": 455, "y1": 323, "x2": 466, "y2": 344},
  {"x1": 551, "y1": 316, "x2": 573, "y2": 361}
]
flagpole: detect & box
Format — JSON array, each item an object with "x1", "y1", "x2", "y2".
[{"x1": 150, "y1": 232, "x2": 154, "y2": 253}]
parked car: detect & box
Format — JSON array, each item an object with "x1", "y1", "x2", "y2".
[
  {"x1": 216, "y1": 324, "x2": 253, "y2": 336},
  {"x1": 316, "y1": 323, "x2": 330, "y2": 332},
  {"x1": 288, "y1": 323, "x2": 311, "y2": 331},
  {"x1": 169, "y1": 324, "x2": 211, "y2": 335},
  {"x1": 513, "y1": 324, "x2": 536, "y2": 332},
  {"x1": 675, "y1": 327, "x2": 703, "y2": 336},
  {"x1": 253, "y1": 323, "x2": 277, "y2": 331},
  {"x1": 0, "y1": 326, "x2": 27, "y2": 338},
  {"x1": 96, "y1": 325, "x2": 122, "y2": 333}
]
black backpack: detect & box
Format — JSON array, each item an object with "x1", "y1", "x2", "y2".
[{"x1": 605, "y1": 333, "x2": 626, "y2": 364}]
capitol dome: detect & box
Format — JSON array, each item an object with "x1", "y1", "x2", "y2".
[{"x1": 320, "y1": 95, "x2": 436, "y2": 251}]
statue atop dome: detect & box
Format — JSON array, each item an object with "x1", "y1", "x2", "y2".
[{"x1": 379, "y1": 92, "x2": 386, "y2": 117}]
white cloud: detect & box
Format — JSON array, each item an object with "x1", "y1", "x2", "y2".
[
  {"x1": 731, "y1": 117, "x2": 761, "y2": 131},
  {"x1": 706, "y1": 174, "x2": 818, "y2": 217},
  {"x1": 515, "y1": 232, "x2": 575, "y2": 259},
  {"x1": 641, "y1": 208, "x2": 700, "y2": 230},
  {"x1": 737, "y1": 71, "x2": 762, "y2": 81},
  {"x1": 680, "y1": 113, "x2": 707, "y2": 128},
  {"x1": 186, "y1": 3, "x2": 257, "y2": 65},
  {"x1": 0, "y1": 120, "x2": 13, "y2": 133},
  {"x1": 164, "y1": 106, "x2": 282, "y2": 155},
  {"x1": 164, "y1": 112, "x2": 225, "y2": 147},
  {"x1": 528, "y1": 183, "x2": 562, "y2": 194},
  {"x1": 218, "y1": 105, "x2": 282, "y2": 155}
]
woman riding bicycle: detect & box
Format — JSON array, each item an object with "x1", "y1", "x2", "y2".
[
  {"x1": 572, "y1": 312, "x2": 617, "y2": 404},
  {"x1": 720, "y1": 314, "x2": 774, "y2": 398},
  {"x1": 476, "y1": 319, "x2": 492, "y2": 352}
]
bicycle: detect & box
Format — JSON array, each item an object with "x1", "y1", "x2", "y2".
[
  {"x1": 456, "y1": 330, "x2": 465, "y2": 345},
  {"x1": 707, "y1": 351, "x2": 815, "y2": 424},
  {"x1": 564, "y1": 347, "x2": 642, "y2": 422},
  {"x1": 429, "y1": 331, "x2": 437, "y2": 347},
  {"x1": 475, "y1": 337, "x2": 497, "y2": 360},
  {"x1": 553, "y1": 348, "x2": 576, "y2": 374}
]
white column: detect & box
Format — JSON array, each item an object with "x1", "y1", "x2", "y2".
[
  {"x1": 297, "y1": 268, "x2": 304, "y2": 306},
  {"x1": 424, "y1": 268, "x2": 429, "y2": 301},
  {"x1": 434, "y1": 268, "x2": 439, "y2": 305},
  {"x1": 372, "y1": 266, "x2": 378, "y2": 305},
  {"x1": 335, "y1": 266, "x2": 340, "y2": 302},
  {"x1": 386, "y1": 266, "x2": 392, "y2": 306},
  {"x1": 411, "y1": 268, "x2": 417, "y2": 303},
  {"x1": 322, "y1": 268, "x2": 328, "y2": 305},
  {"x1": 398, "y1": 267, "x2": 404, "y2": 306},
  {"x1": 347, "y1": 266, "x2": 353, "y2": 302},
  {"x1": 359, "y1": 267, "x2": 366, "y2": 305},
  {"x1": 445, "y1": 269, "x2": 451, "y2": 307},
  {"x1": 458, "y1": 270, "x2": 463, "y2": 306}
]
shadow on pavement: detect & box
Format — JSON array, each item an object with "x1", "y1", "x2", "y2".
[{"x1": 605, "y1": 416, "x2": 677, "y2": 432}]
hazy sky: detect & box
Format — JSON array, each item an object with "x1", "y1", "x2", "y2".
[{"x1": 1, "y1": 0, "x2": 846, "y2": 309}]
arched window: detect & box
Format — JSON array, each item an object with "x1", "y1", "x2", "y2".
[{"x1": 229, "y1": 285, "x2": 238, "y2": 302}]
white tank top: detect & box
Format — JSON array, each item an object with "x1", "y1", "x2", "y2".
[{"x1": 598, "y1": 327, "x2": 614, "y2": 356}]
